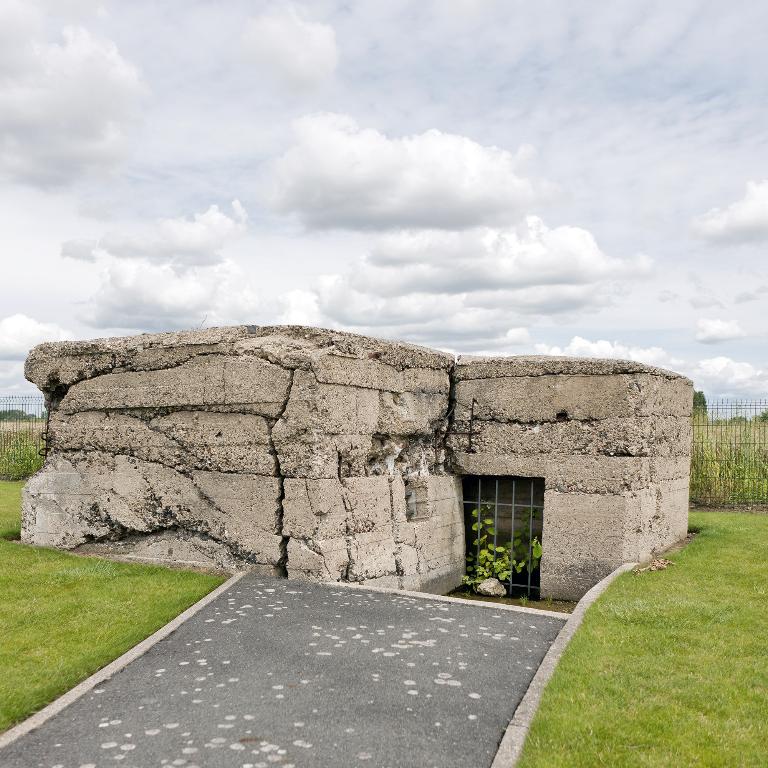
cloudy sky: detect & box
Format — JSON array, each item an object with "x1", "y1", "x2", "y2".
[{"x1": 1, "y1": 0, "x2": 767, "y2": 398}]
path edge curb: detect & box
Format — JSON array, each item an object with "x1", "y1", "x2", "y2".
[
  {"x1": 327, "y1": 580, "x2": 568, "y2": 620},
  {"x1": 0, "y1": 571, "x2": 244, "y2": 751},
  {"x1": 490, "y1": 562, "x2": 637, "y2": 768}
]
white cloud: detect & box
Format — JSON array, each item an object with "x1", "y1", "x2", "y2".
[
  {"x1": 0, "y1": 314, "x2": 72, "y2": 360},
  {"x1": 241, "y1": 7, "x2": 337, "y2": 89},
  {"x1": 272, "y1": 113, "x2": 550, "y2": 230},
  {"x1": 692, "y1": 180, "x2": 768, "y2": 243},
  {"x1": 695, "y1": 318, "x2": 746, "y2": 344},
  {"x1": 58, "y1": 201, "x2": 256, "y2": 332},
  {"x1": 691, "y1": 357, "x2": 768, "y2": 398},
  {"x1": 500, "y1": 327, "x2": 531, "y2": 345},
  {"x1": 0, "y1": 361, "x2": 28, "y2": 391},
  {"x1": 86, "y1": 258, "x2": 260, "y2": 332},
  {"x1": 270, "y1": 215, "x2": 650, "y2": 350},
  {"x1": 38, "y1": 1, "x2": 105, "y2": 17},
  {"x1": 533, "y1": 336, "x2": 768, "y2": 397},
  {"x1": 62, "y1": 201, "x2": 247, "y2": 271},
  {"x1": 299, "y1": 276, "x2": 532, "y2": 351},
  {"x1": 534, "y1": 336, "x2": 683, "y2": 370},
  {"x1": 686, "y1": 273, "x2": 725, "y2": 309},
  {"x1": 0, "y1": 2, "x2": 144, "y2": 186},
  {"x1": 352, "y1": 218, "x2": 651, "y2": 298},
  {"x1": 60, "y1": 238, "x2": 98, "y2": 262},
  {"x1": 688, "y1": 295, "x2": 724, "y2": 309},
  {"x1": 277, "y1": 289, "x2": 322, "y2": 326},
  {"x1": 734, "y1": 285, "x2": 768, "y2": 304}
]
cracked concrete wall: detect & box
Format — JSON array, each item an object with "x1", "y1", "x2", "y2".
[
  {"x1": 22, "y1": 325, "x2": 692, "y2": 599},
  {"x1": 448, "y1": 356, "x2": 692, "y2": 599},
  {"x1": 22, "y1": 325, "x2": 463, "y2": 593}
]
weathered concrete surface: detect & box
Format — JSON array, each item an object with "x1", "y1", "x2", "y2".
[
  {"x1": 450, "y1": 355, "x2": 692, "y2": 599},
  {"x1": 24, "y1": 326, "x2": 461, "y2": 593},
  {"x1": 23, "y1": 326, "x2": 692, "y2": 599}
]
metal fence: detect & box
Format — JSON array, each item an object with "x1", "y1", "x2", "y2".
[
  {"x1": 690, "y1": 400, "x2": 768, "y2": 507},
  {"x1": 0, "y1": 395, "x2": 46, "y2": 480},
  {"x1": 462, "y1": 475, "x2": 544, "y2": 598}
]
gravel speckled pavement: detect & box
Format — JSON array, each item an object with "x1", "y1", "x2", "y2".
[{"x1": 2, "y1": 576, "x2": 565, "y2": 768}]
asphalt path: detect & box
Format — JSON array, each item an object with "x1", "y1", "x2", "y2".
[{"x1": 2, "y1": 576, "x2": 565, "y2": 768}]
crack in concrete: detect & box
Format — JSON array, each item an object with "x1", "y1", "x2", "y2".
[
  {"x1": 56, "y1": 450, "x2": 281, "y2": 567},
  {"x1": 340, "y1": 482, "x2": 355, "y2": 582},
  {"x1": 53, "y1": 444, "x2": 278, "y2": 476},
  {"x1": 268, "y1": 368, "x2": 295, "y2": 578},
  {"x1": 443, "y1": 361, "x2": 458, "y2": 472},
  {"x1": 456, "y1": 368, "x2": 683, "y2": 381},
  {"x1": 56, "y1": 349, "x2": 232, "y2": 389},
  {"x1": 80, "y1": 485, "x2": 278, "y2": 568},
  {"x1": 297, "y1": 536, "x2": 336, "y2": 580},
  {"x1": 387, "y1": 478, "x2": 406, "y2": 584}
]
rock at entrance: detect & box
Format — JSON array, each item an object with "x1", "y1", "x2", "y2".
[{"x1": 476, "y1": 577, "x2": 507, "y2": 597}]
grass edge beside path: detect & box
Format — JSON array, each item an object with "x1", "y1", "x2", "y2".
[
  {"x1": 0, "y1": 480, "x2": 23, "y2": 539},
  {"x1": 518, "y1": 511, "x2": 768, "y2": 768},
  {"x1": 0, "y1": 480, "x2": 226, "y2": 732}
]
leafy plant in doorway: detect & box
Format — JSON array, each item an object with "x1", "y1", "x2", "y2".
[{"x1": 463, "y1": 506, "x2": 542, "y2": 593}]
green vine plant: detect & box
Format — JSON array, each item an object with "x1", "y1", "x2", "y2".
[{"x1": 463, "y1": 505, "x2": 543, "y2": 593}]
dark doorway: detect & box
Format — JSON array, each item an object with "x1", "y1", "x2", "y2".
[{"x1": 462, "y1": 476, "x2": 544, "y2": 598}]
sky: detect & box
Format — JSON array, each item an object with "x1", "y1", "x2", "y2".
[{"x1": 1, "y1": 0, "x2": 767, "y2": 399}]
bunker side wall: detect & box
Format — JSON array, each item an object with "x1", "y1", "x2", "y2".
[
  {"x1": 448, "y1": 357, "x2": 692, "y2": 600},
  {"x1": 22, "y1": 330, "x2": 693, "y2": 601},
  {"x1": 22, "y1": 326, "x2": 465, "y2": 593}
]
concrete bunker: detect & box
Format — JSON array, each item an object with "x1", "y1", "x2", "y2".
[{"x1": 21, "y1": 324, "x2": 692, "y2": 600}]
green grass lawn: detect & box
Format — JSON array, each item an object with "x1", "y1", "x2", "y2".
[
  {"x1": 0, "y1": 480, "x2": 225, "y2": 732},
  {"x1": 519, "y1": 511, "x2": 768, "y2": 768},
  {"x1": 0, "y1": 479, "x2": 23, "y2": 539}
]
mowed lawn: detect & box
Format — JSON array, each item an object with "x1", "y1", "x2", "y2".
[
  {"x1": 0, "y1": 480, "x2": 24, "y2": 539},
  {"x1": 0, "y1": 480, "x2": 225, "y2": 732},
  {"x1": 519, "y1": 511, "x2": 768, "y2": 767}
]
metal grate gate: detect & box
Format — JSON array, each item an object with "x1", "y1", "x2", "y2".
[{"x1": 462, "y1": 476, "x2": 544, "y2": 598}]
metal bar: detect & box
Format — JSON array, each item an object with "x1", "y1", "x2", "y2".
[
  {"x1": 476, "y1": 476, "x2": 482, "y2": 567},
  {"x1": 463, "y1": 500, "x2": 544, "y2": 510},
  {"x1": 509, "y1": 477, "x2": 516, "y2": 597},
  {"x1": 527, "y1": 479, "x2": 534, "y2": 597},
  {"x1": 493, "y1": 477, "x2": 499, "y2": 555}
]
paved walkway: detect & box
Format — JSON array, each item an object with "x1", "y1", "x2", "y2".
[{"x1": 2, "y1": 576, "x2": 565, "y2": 768}]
